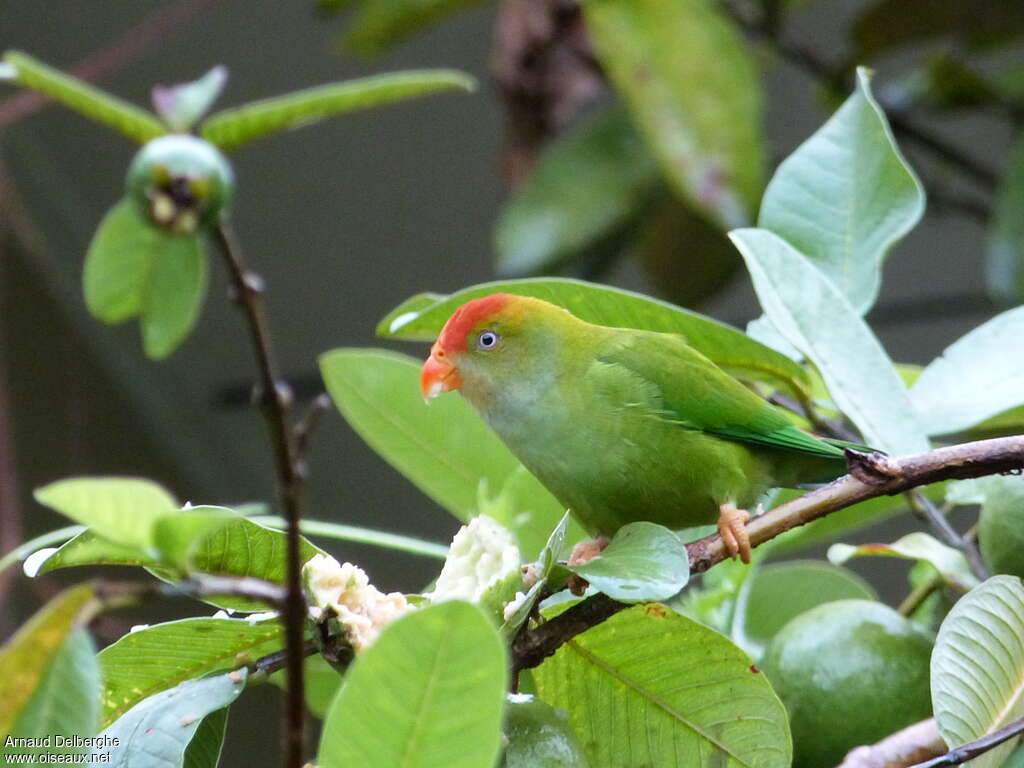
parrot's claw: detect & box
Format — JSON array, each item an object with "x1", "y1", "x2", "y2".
[
  {"x1": 567, "y1": 536, "x2": 610, "y2": 596},
  {"x1": 718, "y1": 503, "x2": 752, "y2": 564}
]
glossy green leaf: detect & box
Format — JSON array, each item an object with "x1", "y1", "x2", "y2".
[
  {"x1": 376, "y1": 291, "x2": 446, "y2": 337},
  {"x1": 854, "y1": 0, "x2": 1024, "y2": 57},
  {"x1": 975, "y1": 475, "x2": 1024, "y2": 578},
  {"x1": 584, "y1": 0, "x2": 763, "y2": 228},
  {"x1": 731, "y1": 560, "x2": 876, "y2": 661},
  {"x1": 152, "y1": 66, "x2": 228, "y2": 132},
  {"x1": 568, "y1": 522, "x2": 688, "y2": 603},
  {"x1": 84, "y1": 199, "x2": 207, "y2": 359},
  {"x1": 95, "y1": 670, "x2": 246, "y2": 767},
  {"x1": 4, "y1": 631, "x2": 100, "y2": 760},
  {"x1": 99, "y1": 617, "x2": 281, "y2": 726},
  {"x1": 495, "y1": 109, "x2": 658, "y2": 276},
  {"x1": 318, "y1": 601, "x2": 506, "y2": 768},
  {"x1": 0, "y1": 585, "x2": 97, "y2": 741},
  {"x1": 758, "y1": 68, "x2": 924, "y2": 313},
  {"x1": 201, "y1": 70, "x2": 475, "y2": 150},
  {"x1": 343, "y1": 0, "x2": 489, "y2": 57},
  {"x1": 730, "y1": 228, "x2": 929, "y2": 454},
  {"x1": 319, "y1": 348, "x2": 567, "y2": 559},
  {"x1": 183, "y1": 517, "x2": 324, "y2": 610},
  {"x1": 183, "y1": 707, "x2": 228, "y2": 768},
  {"x1": 932, "y1": 575, "x2": 1024, "y2": 768},
  {"x1": 534, "y1": 604, "x2": 791, "y2": 767},
  {"x1": 3, "y1": 50, "x2": 165, "y2": 143},
  {"x1": 34, "y1": 476, "x2": 177, "y2": 550},
  {"x1": 378, "y1": 278, "x2": 812, "y2": 399},
  {"x1": 140, "y1": 228, "x2": 207, "y2": 360},
  {"x1": 152, "y1": 505, "x2": 240, "y2": 568},
  {"x1": 910, "y1": 306, "x2": 1024, "y2": 436},
  {"x1": 829, "y1": 532, "x2": 978, "y2": 591}
]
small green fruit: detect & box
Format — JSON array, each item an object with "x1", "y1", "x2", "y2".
[
  {"x1": 761, "y1": 599, "x2": 933, "y2": 768},
  {"x1": 126, "y1": 134, "x2": 233, "y2": 234},
  {"x1": 502, "y1": 694, "x2": 589, "y2": 768}
]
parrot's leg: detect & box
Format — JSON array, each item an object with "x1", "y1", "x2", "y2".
[
  {"x1": 718, "y1": 503, "x2": 752, "y2": 564},
  {"x1": 567, "y1": 536, "x2": 610, "y2": 596}
]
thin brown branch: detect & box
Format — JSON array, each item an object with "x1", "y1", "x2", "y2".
[
  {"x1": 294, "y1": 393, "x2": 332, "y2": 463},
  {"x1": 511, "y1": 436, "x2": 1024, "y2": 673},
  {"x1": 212, "y1": 221, "x2": 306, "y2": 768},
  {"x1": 910, "y1": 716, "x2": 1024, "y2": 767},
  {"x1": 94, "y1": 575, "x2": 289, "y2": 610},
  {"x1": 839, "y1": 719, "x2": 945, "y2": 768},
  {"x1": 907, "y1": 491, "x2": 990, "y2": 581}
]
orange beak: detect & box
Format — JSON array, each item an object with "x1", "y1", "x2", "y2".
[{"x1": 420, "y1": 342, "x2": 463, "y2": 400}]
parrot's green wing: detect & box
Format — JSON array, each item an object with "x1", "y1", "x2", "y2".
[{"x1": 591, "y1": 331, "x2": 846, "y2": 460}]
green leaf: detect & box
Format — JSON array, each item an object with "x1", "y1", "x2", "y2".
[
  {"x1": 730, "y1": 228, "x2": 929, "y2": 454},
  {"x1": 584, "y1": 0, "x2": 763, "y2": 228},
  {"x1": 181, "y1": 517, "x2": 324, "y2": 610},
  {"x1": 501, "y1": 513, "x2": 572, "y2": 636},
  {"x1": 0, "y1": 524, "x2": 84, "y2": 576},
  {"x1": 4, "y1": 631, "x2": 100, "y2": 759},
  {"x1": 152, "y1": 65, "x2": 228, "y2": 132},
  {"x1": 854, "y1": 0, "x2": 1024, "y2": 57},
  {"x1": 534, "y1": 604, "x2": 791, "y2": 767},
  {"x1": 975, "y1": 475, "x2": 1024, "y2": 578},
  {"x1": 932, "y1": 575, "x2": 1024, "y2": 768},
  {"x1": 829, "y1": 532, "x2": 978, "y2": 592},
  {"x1": 0, "y1": 585, "x2": 98, "y2": 742},
  {"x1": 758, "y1": 68, "x2": 924, "y2": 313},
  {"x1": 376, "y1": 291, "x2": 446, "y2": 337},
  {"x1": 201, "y1": 70, "x2": 475, "y2": 151},
  {"x1": 95, "y1": 670, "x2": 247, "y2": 766},
  {"x1": 2, "y1": 50, "x2": 165, "y2": 143},
  {"x1": 343, "y1": 0, "x2": 489, "y2": 57},
  {"x1": 36, "y1": 529, "x2": 156, "y2": 576},
  {"x1": 183, "y1": 707, "x2": 229, "y2": 768},
  {"x1": 377, "y1": 278, "x2": 812, "y2": 400},
  {"x1": 33, "y1": 476, "x2": 177, "y2": 551},
  {"x1": 99, "y1": 617, "x2": 280, "y2": 726},
  {"x1": 568, "y1": 523, "x2": 688, "y2": 603},
  {"x1": 495, "y1": 108, "x2": 658, "y2": 277},
  {"x1": 910, "y1": 306, "x2": 1024, "y2": 436},
  {"x1": 151, "y1": 505, "x2": 240, "y2": 568},
  {"x1": 319, "y1": 348, "x2": 567, "y2": 559},
  {"x1": 318, "y1": 601, "x2": 507, "y2": 768},
  {"x1": 84, "y1": 199, "x2": 208, "y2": 359},
  {"x1": 731, "y1": 560, "x2": 876, "y2": 661},
  {"x1": 140, "y1": 228, "x2": 207, "y2": 360},
  {"x1": 250, "y1": 515, "x2": 449, "y2": 559}
]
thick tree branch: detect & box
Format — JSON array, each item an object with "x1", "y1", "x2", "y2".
[
  {"x1": 511, "y1": 436, "x2": 1024, "y2": 673},
  {"x1": 212, "y1": 222, "x2": 306, "y2": 768},
  {"x1": 839, "y1": 719, "x2": 945, "y2": 768}
]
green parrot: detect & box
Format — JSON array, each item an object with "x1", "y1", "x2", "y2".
[{"x1": 419, "y1": 293, "x2": 855, "y2": 562}]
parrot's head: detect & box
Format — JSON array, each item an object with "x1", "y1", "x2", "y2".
[{"x1": 420, "y1": 293, "x2": 573, "y2": 406}]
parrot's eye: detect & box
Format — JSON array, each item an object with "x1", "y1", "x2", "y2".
[{"x1": 476, "y1": 330, "x2": 500, "y2": 350}]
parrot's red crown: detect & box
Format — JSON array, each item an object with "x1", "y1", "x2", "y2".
[{"x1": 437, "y1": 293, "x2": 513, "y2": 352}]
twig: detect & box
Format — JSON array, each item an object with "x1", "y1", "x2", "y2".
[
  {"x1": 252, "y1": 639, "x2": 319, "y2": 678},
  {"x1": 906, "y1": 491, "x2": 990, "y2": 581},
  {"x1": 511, "y1": 436, "x2": 1024, "y2": 673},
  {"x1": 94, "y1": 575, "x2": 289, "y2": 610},
  {"x1": 897, "y1": 571, "x2": 944, "y2": 618},
  {"x1": 910, "y1": 715, "x2": 1024, "y2": 767},
  {"x1": 212, "y1": 221, "x2": 306, "y2": 768},
  {"x1": 840, "y1": 718, "x2": 945, "y2": 768},
  {"x1": 294, "y1": 393, "x2": 332, "y2": 463}
]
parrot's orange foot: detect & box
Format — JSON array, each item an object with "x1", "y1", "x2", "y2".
[
  {"x1": 567, "y1": 536, "x2": 610, "y2": 596},
  {"x1": 718, "y1": 503, "x2": 752, "y2": 564}
]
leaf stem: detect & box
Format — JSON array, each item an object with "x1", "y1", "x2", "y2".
[
  {"x1": 212, "y1": 221, "x2": 306, "y2": 768},
  {"x1": 897, "y1": 571, "x2": 944, "y2": 618},
  {"x1": 512, "y1": 435, "x2": 1024, "y2": 673},
  {"x1": 906, "y1": 491, "x2": 990, "y2": 582}
]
